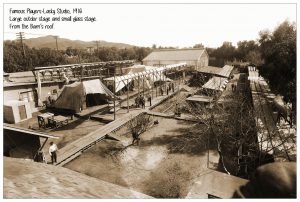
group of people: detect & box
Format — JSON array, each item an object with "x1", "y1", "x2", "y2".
[
  {"x1": 135, "y1": 94, "x2": 152, "y2": 108},
  {"x1": 160, "y1": 82, "x2": 175, "y2": 96}
]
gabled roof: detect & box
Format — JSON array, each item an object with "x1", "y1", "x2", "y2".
[{"x1": 143, "y1": 48, "x2": 206, "y2": 61}]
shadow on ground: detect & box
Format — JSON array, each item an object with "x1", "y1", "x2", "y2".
[{"x1": 140, "y1": 123, "x2": 217, "y2": 156}]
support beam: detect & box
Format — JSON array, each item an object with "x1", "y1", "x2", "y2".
[
  {"x1": 113, "y1": 69, "x2": 116, "y2": 120},
  {"x1": 37, "y1": 71, "x2": 43, "y2": 106},
  {"x1": 138, "y1": 76, "x2": 140, "y2": 94},
  {"x1": 127, "y1": 79, "x2": 129, "y2": 112},
  {"x1": 142, "y1": 76, "x2": 145, "y2": 97},
  {"x1": 152, "y1": 73, "x2": 154, "y2": 99}
]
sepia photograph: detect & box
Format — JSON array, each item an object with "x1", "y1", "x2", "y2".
[{"x1": 1, "y1": 0, "x2": 297, "y2": 199}]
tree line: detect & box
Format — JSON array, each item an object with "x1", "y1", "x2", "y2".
[{"x1": 3, "y1": 42, "x2": 152, "y2": 73}]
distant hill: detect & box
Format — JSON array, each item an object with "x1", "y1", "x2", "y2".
[{"x1": 18, "y1": 35, "x2": 135, "y2": 50}]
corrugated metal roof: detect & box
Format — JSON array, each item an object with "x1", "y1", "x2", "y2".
[
  {"x1": 143, "y1": 49, "x2": 205, "y2": 61},
  {"x1": 202, "y1": 76, "x2": 228, "y2": 91}
]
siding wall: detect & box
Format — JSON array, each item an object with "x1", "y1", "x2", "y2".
[{"x1": 4, "y1": 82, "x2": 64, "y2": 112}]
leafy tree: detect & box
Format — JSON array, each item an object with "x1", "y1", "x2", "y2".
[
  {"x1": 236, "y1": 40, "x2": 260, "y2": 61},
  {"x1": 245, "y1": 50, "x2": 264, "y2": 66},
  {"x1": 259, "y1": 20, "x2": 296, "y2": 121}
]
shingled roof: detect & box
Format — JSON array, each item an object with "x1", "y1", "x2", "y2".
[{"x1": 143, "y1": 48, "x2": 206, "y2": 61}]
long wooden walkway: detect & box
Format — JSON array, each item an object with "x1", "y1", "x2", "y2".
[
  {"x1": 248, "y1": 67, "x2": 295, "y2": 161},
  {"x1": 54, "y1": 109, "x2": 146, "y2": 166}
]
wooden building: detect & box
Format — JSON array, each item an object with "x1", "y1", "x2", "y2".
[
  {"x1": 4, "y1": 124, "x2": 59, "y2": 162},
  {"x1": 142, "y1": 48, "x2": 209, "y2": 70}
]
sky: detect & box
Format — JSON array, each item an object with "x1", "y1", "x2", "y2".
[{"x1": 3, "y1": 3, "x2": 296, "y2": 48}]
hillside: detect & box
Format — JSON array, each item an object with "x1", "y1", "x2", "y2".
[
  {"x1": 17, "y1": 35, "x2": 135, "y2": 50},
  {"x1": 3, "y1": 157, "x2": 152, "y2": 199}
]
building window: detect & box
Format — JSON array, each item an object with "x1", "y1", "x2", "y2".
[{"x1": 19, "y1": 90, "x2": 34, "y2": 102}]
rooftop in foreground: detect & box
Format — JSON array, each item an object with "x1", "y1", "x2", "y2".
[{"x1": 4, "y1": 157, "x2": 153, "y2": 199}]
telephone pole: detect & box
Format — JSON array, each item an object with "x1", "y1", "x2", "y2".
[
  {"x1": 54, "y1": 35, "x2": 59, "y2": 51},
  {"x1": 16, "y1": 32, "x2": 26, "y2": 57}
]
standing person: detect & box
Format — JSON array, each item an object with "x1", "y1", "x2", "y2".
[
  {"x1": 141, "y1": 96, "x2": 145, "y2": 109},
  {"x1": 49, "y1": 142, "x2": 58, "y2": 164},
  {"x1": 172, "y1": 83, "x2": 175, "y2": 92},
  {"x1": 135, "y1": 96, "x2": 139, "y2": 108},
  {"x1": 167, "y1": 86, "x2": 169, "y2": 95},
  {"x1": 160, "y1": 87, "x2": 163, "y2": 96},
  {"x1": 148, "y1": 95, "x2": 152, "y2": 106}
]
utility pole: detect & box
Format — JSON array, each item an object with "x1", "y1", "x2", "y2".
[
  {"x1": 16, "y1": 32, "x2": 26, "y2": 57},
  {"x1": 95, "y1": 40, "x2": 99, "y2": 54},
  {"x1": 54, "y1": 36, "x2": 59, "y2": 51}
]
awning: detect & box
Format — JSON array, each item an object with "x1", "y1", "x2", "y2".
[
  {"x1": 202, "y1": 76, "x2": 228, "y2": 91},
  {"x1": 104, "y1": 63, "x2": 186, "y2": 92},
  {"x1": 4, "y1": 124, "x2": 59, "y2": 139}
]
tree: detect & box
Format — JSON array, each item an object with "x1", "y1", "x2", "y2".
[
  {"x1": 236, "y1": 40, "x2": 259, "y2": 61},
  {"x1": 127, "y1": 114, "x2": 152, "y2": 145},
  {"x1": 259, "y1": 20, "x2": 296, "y2": 122},
  {"x1": 193, "y1": 43, "x2": 205, "y2": 49},
  {"x1": 209, "y1": 41, "x2": 237, "y2": 67},
  {"x1": 245, "y1": 50, "x2": 264, "y2": 66}
]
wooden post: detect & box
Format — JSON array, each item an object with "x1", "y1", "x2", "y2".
[
  {"x1": 160, "y1": 71, "x2": 162, "y2": 95},
  {"x1": 142, "y1": 76, "x2": 145, "y2": 97},
  {"x1": 113, "y1": 67, "x2": 116, "y2": 120},
  {"x1": 127, "y1": 79, "x2": 129, "y2": 113},
  {"x1": 138, "y1": 76, "x2": 140, "y2": 94},
  {"x1": 37, "y1": 71, "x2": 43, "y2": 106},
  {"x1": 81, "y1": 66, "x2": 84, "y2": 80},
  {"x1": 164, "y1": 71, "x2": 167, "y2": 93},
  {"x1": 152, "y1": 73, "x2": 154, "y2": 99},
  {"x1": 207, "y1": 133, "x2": 210, "y2": 168}
]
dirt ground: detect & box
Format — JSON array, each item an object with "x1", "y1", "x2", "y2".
[{"x1": 65, "y1": 117, "x2": 219, "y2": 198}]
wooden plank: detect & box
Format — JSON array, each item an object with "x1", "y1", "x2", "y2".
[{"x1": 55, "y1": 110, "x2": 145, "y2": 165}]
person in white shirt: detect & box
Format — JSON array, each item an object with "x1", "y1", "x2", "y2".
[{"x1": 49, "y1": 142, "x2": 58, "y2": 164}]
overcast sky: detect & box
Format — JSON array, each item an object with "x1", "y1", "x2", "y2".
[{"x1": 4, "y1": 3, "x2": 296, "y2": 48}]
